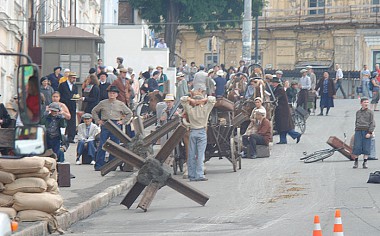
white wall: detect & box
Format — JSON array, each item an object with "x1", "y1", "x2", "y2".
[{"x1": 103, "y1": 26, "x2": 169, "y2": 75}]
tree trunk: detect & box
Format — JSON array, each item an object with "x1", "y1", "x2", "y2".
[{"x1": 165, "y1": 0, "x2": 180, "y2": 67}]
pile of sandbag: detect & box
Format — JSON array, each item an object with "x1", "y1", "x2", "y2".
[{"x1": 0, "y1": 156, "x2": 64, "y2": 225}]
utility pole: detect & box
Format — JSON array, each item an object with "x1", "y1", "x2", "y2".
[
  {"x1": 254, "y1": 15, "x2": 259, "y2": 63},
  {"x1": 242, "y1": 0, "x2": 252, "y2": 65}
]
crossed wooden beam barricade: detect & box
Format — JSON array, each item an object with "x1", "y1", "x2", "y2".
[{"x1": 100, "y1": 117, "x2": 210, "y2": 211}]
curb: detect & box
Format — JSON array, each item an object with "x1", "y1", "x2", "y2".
[{"x1": 14, "y1": 173, "x2": 137, "y2": 236}]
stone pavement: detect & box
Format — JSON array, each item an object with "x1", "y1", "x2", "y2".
[{"x1": 14, "y1": 140, "x2": 138, "y2": 236}]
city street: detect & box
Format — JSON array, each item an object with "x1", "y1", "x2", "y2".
[{"x1": 66, "y1": 99, "x2": 380, "y2": 236}]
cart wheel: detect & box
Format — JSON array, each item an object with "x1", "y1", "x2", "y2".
[{"x1": 230, "y1": 137, "x2": 237, "y2": 172}]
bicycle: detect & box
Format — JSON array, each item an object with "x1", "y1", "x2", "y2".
[{"x1": 300, "y1": 134, "x2": 351, "y2": 163}]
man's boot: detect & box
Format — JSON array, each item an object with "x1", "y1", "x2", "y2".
[
  {"x1": 353, "y1": 159, "x2": 358, "y2": 169},
  {"x1": 363, "y1": 160, "x2": 368, "y2": 169}
]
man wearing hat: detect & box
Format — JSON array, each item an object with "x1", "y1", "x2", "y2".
[
  {"x1": 40, "y1": 77, "x2": 54, "y2": 106},
  {"x1": 91, "y1": 85, "x2": 133, "y2": 170},
  {"x1": 106, "y1": 66, "x2": 117, "y2": 84},
  {"x1": 75, "y1": 113, "x2": 100, "y2": 165},
  {"x1": 59, "y1": 69, "x2": 71, "y2": 84},
  {"x1": 297, "y1": 69, "x2": 311, "y2": 111},
  {"x1": 98, "y1": 72, "x2": 110, "y2": 101},
  {"x1": 111, "y1": 67, "x2": 135, "y2": 108},
  {"x1": 156, "y1": 65, "x2": 168, "y2": 93},
  {"x1": 47, "y1": 66, "x2": 63, "y2": 91},
  {"x1": 179, "y1": 59, "x2": 190, "y2": 81},
  {"x1": 40, "y1": 102, "x2": 67, "y2": 159},
  {"x1": 214, "y1": 70, "x2": 227, "y2": 97},
  {"x1": 58, "y1": 72, "x2": 79, "y2": 143},
  {"x1": 275, "y1": 70, "x2": 284, "y2": 83},
  {"x1": 176, "y1": 72, "x2": 189, "y2": 101},
  {"x1": 271, "y1": 77, "x2": 301, "y2": 144},
  {"x1": 242, "y1": 108, "x2": 272, "y2": 159},
  {"x1": 238, "y1": 60, "x2": 248, "y2": 74},
  {"x1": 306, "y1": 66, "x2": 317, "y2": 111},
  {"x1": 286, "y1": 80, "x2": 299, "y2": 106}
]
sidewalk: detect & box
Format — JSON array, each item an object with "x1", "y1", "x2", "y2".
[{"x1": 14, "y1": 141, "x2": 137, "y2": 236}]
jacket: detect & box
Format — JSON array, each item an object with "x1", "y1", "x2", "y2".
[
  {"x1": 58, "y1": 80, "x2": 78, "y2": 112},
  {"x1": 315, "y1": 78, "x2": 336, "y2": 97},
  {"x1": 77, "y1": 123, "x2": 100, "y2": 142},
  {"x1": 83, "y1": 84, "x2": 100, "y2": 113}
]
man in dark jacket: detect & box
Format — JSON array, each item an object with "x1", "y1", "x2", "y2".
[
  {"x1": 47, "y1": 66, "x2": 63, "y2": 91},
  {"x1": 272, "y1": 77, "x2": 301, "y2": 144},
  {"x1": 58, "y1": 72, "x2": 78, "y2": 143},
  {"x1": 98, "y1": 72, "x2": 110, "y2": 101}
]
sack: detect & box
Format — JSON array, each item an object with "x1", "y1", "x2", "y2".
[
  {"x1": 46, "y1": 178, "x2": 58, "y2": 193},
  {"x1": 0, "y1": 157, "x2": 45, "y2": 174},
  {"x1": 16, "y1": 167, "x2": 50, "y2": 179},
  {"x1": 31, "y1": 156, "x2": 57, "y2": 171},
  {"x1": 0, "y1": 207, "x2": 17, "y2": 218},
  {"x1": 0, "y1": 171, "x2": 15, "y2": 184},
  {"x1": 356, "y1": 86, "x2": 363, "y2": 94},
  {"x1": 296, "y1": 106, "x2": 309, "y2": 120},
  {"x1": 367, "y1": 171, "x2": 380, "y2": 183},
  {"x1": 17, "y1": 210, "x2": 64, "y2": 234},
  {"x1": 369, "y1": 79, "x2": 374, "y2": 91},
  {"x1": 13, "y1": 192, "x2": 63, "y2": 213},
  {"x1": 3, "y1": 177, "x2": 47, "y2": 195},
  {"x1": 0, "y1": 193, "x2": 13, "y2": 207}
]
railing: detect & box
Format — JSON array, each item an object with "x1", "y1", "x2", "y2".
[{"x1": 260, "y1": 4, "x2": 380, "y2": 29}]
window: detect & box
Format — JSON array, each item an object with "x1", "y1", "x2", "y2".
[
  {"x1": 373, "y1": 0, "x2": 380, "y2": 13},
  {"x1": 204, "y1": 54, "x2": 219, "y2": 69},
  {"x1": 309, "y1": 0, "x2": 325, "y2": 15}
]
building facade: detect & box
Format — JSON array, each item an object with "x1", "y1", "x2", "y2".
[{"x1": 176, "y1": 0, "x2": 380, "y2": 71}]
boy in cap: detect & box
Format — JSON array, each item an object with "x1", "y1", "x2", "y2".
[
  {"x1": 75, "y1": 113, "x2": 101, "y2": 165},
  {"x1": 352, "y1": 97, "x2": 375, "y2": 169},
  {"x1": 40, "y1": 102, "x2": 67, "y2": 161}
]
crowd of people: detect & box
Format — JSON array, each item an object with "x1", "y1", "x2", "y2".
[{"x1": 0, "y1": 58, "x2": 377, "y2": 173}]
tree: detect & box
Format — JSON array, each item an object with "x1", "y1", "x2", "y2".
[{"x1": 128, "y1": 0, "x2": 264, "y2": 66}]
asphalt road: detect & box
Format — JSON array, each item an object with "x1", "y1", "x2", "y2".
[{"x1": 66, "y1": 99, "x2": 380, "y2": 236}]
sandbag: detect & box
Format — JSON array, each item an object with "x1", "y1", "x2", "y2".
[
  {"x1": 0, "y1": 157, "x2": 45, "y2": 174},
  {"x1": 3, "y1": 177, "x2": 47, "y2": 195},
  {"x1": 17, "y1": 210, "x2": 64, "y2": 234},
  {"x1": 16, "y1": 167, "x2": 50, "y2": 179},
  {"x1": 0, "y1": 170, "x2": 15, "y2": 184},
  {"x1": 32, "y1": 156, "x2": 57, "y2": 171},
  {"x1": 46, "y1": 178, "x2": 58, "y2": 192},
  {"x1": 13, "y1": 192, "x2": 63, "y2": 213},
  {"x1": 0, "y1": 207, "x2": 17, "y2": 218},
  {"x1": 0, "y1": 193, "x2": 13, "y2": 207}
]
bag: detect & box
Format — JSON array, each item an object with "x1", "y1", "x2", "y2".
[
  {"x1": 296, "y1": 106, "x2": 309, "y2": 120},
  {"x1": 369, "y1": 79, "x2": 374, "y2": 91},
  {"x1": 13, "y1": 192, "x2": 63, "y2": 213},
  {"x1": 356, "y1": 86, "x2": 362, "y2": 94},
  {"x1": 367, "y1": 171, "x2": 380, "y2": 183}
]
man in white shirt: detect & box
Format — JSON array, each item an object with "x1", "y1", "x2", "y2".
[
  {"x1": 155, "y1": 38, "x2": 167, "y2": 48},
  {"x1": 335, "y1": 64, "x2": 347, "y2": 99},
  {"x1": 297, "y1": 69, "x2": 311, "y2": 111}
]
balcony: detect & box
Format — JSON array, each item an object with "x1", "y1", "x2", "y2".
[{"x1": 260, "y1": 4, "x2": 380, "y2": 29}]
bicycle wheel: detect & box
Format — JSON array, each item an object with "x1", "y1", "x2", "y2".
[
  {"x1": 300, "y1": 148, "x2": 332, "y2": 160},
  {"x1": 294, "y1": 113, "x2": 306, "y2": 134},
  {"x1": 304, "y1": 151, "x2": 334, "y2": 163}
]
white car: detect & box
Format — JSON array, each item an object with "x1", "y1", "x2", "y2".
[{"x1": 0, "y1": 213, "x2": 12, "y2": 236}]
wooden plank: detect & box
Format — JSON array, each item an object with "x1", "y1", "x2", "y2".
[
  {"x1": 137, "y1": 182, "x2": 160, "y2": 212},
  {"x1": 132, "y1": 117, "x2": 144, "y2": 136},
  {"x1": 166, "y1": 178, "x2": 209, "y2": 206},
  {"x1": 0, "y1": 128, "x2": 14, "y2": 148},
  {"x1": 100, "y1": 158, "x2": 123, "y2": 176},
  {"x1": 103, "y1": 120, "x2": 132, "y2": 144},
  {"x1": 143, "y1": 115, "x2": 157, "y2": 128},
  {"x1": 120, "y1": 182, "x2": 146, "y2": 209},
  {"x1": 143, "y1": 116, "x2": 180, "y2": 146},
  {"x1": 103, "y1": 140, "x2": 145, "y2": 168},
  {"x1": 155, "y1": 125, "x2": 186, "y2": 163}
]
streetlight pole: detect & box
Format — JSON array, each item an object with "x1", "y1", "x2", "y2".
[{"x1": 242, "y1": 0, "x2": 252, "y2": 65}]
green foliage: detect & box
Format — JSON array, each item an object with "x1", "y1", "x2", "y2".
[{"x1": 128, "y1": 0, "x2": 264, "y2": 34}]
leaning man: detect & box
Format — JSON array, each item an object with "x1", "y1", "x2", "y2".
[
  {"x1": 181, "y1": 93, "x2": 216, "y2": 181},
  {"x1": 91, "y1": 85, "x2": 133, "y2": 171}
]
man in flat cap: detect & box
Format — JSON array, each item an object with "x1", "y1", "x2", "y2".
[
  {"x1": 75, "y1": 113, "x2": 100, "y2": 165},
  {"x1": 306, "y1": 65, "x2": 317, "y2": 111},
  {"x1": 58, "y1": 72, "x2": 79, "y2": 143},
  {"x1": 91, "y1": 85, "x2": 133, "y2": 171},
  {"x1": 297, "y1": 69, "x2": 311, "y2": 111},
  {"x1": 111, "y1": 67, "x2": 135, "y2": 108}
]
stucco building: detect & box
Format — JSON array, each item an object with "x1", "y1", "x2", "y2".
[{"x1": 176, "y1": 1, "x2": 380, "y2": 71}]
